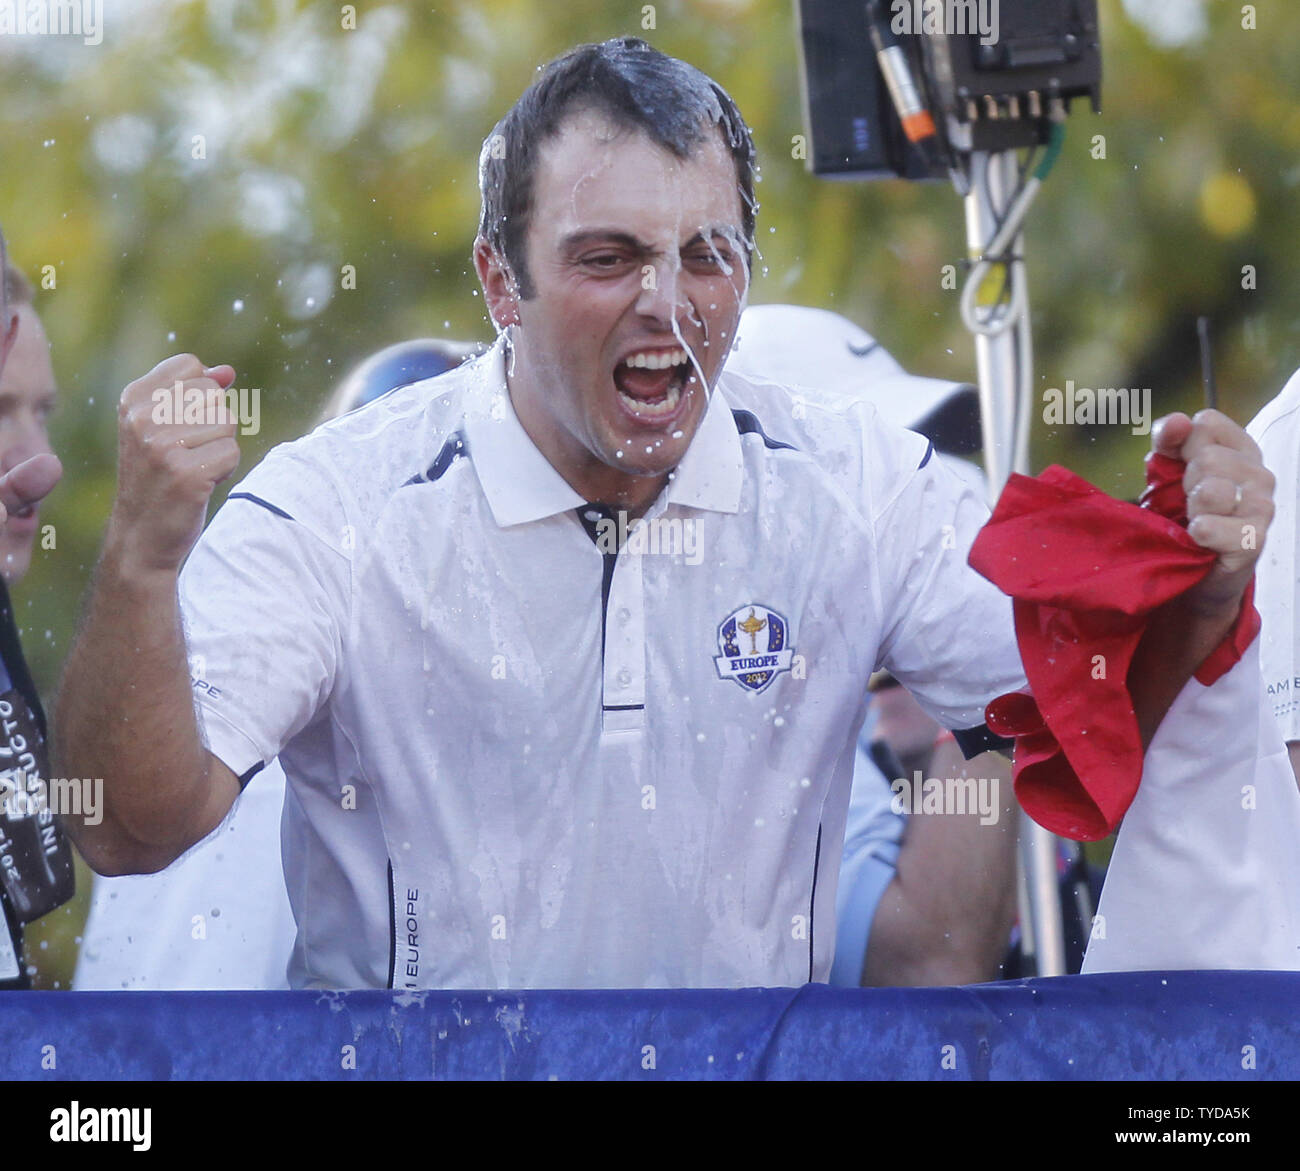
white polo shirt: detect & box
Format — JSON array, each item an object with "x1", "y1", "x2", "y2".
[
  {"x1": 1248, "y1": 370, "x2": 1300, "y2": 740},
  {"x1": 74, "y1": 761, "x2": 295, "y2": 990},
  {"x1": 178, "y1": 336, "x2": 1025, "y2": 990}
]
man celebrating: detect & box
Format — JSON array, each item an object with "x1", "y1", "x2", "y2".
[
  {"x1": 0, "y1": 234, "x2": 72, "y2": 987},
  {"x1": 55, "y1": 40, "x2": 1291, "y2": 989}
]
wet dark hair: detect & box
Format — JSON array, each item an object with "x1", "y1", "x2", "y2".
[{"x1": 477, "y1": 37, "x2": 757, "y2": 299}]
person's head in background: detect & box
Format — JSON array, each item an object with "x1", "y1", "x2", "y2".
[
  {"x1": 319, "y1": 338, "x2": 483, "y2": 423},
  {"x1": 0, "y1": 261, "x2": 58, "y2": 583}
]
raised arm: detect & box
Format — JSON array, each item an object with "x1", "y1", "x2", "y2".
[
  {"x1": 1128, "y1": 409, "x2": 1274, "y2": 744},
  {"x1": 54, "y1": 354, "x2": 243, "y2": 876}
]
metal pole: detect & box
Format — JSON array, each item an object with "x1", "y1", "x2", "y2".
[{"x1": 963, "y1": 150, "x2": 1068, "y2": 978}]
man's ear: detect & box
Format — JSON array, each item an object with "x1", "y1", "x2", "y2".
[{"x1": 472, "y1": 236, "x2": 521, "y2": 331}]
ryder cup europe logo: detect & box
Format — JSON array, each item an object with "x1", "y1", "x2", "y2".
[{"x1": 714, "y1": 604, "x2": 795, "y2": 694}]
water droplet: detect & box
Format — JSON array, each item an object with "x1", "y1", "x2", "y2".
[{"x1": 233, "y1": 299, "x2": 245, "y2": 313}]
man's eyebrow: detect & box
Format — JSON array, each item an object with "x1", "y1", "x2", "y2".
[
  {"x1": 560, "y1": 227, "x2": 744, "y2": 255},
  {"x1": 560, "y1": 230, "x2": 648, "y2": 254},
  {"x1": 683, "y1": 227, "x2": 743, "y2": 249}
]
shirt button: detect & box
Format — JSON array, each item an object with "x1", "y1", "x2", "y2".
[
  {"x1": 617, "y1": 668, "x2": 632, "y2": 687},
  {"x1": 616, "y1": 606, "x2": 631, "y2": 624}
]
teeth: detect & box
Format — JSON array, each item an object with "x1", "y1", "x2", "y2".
[
  {"x1": 622, "y1": 348, "x2": 688, "y2": 370},
  {"x1": 618, "y1": 379, "x2": 682, "y2": 417}
]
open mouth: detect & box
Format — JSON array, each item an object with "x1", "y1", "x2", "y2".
[{"x1": 613, "y1": 347, "x2": 692, "y2": 420}]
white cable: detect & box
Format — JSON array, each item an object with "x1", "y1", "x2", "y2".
[{"x1": 959, "y1": 170, "x2": 1041, "y2": 338}]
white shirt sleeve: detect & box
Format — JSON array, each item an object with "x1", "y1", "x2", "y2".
[
  {"x1": 1248, "y1": 374, "x2": 1300, "y2": 742},
  {"x1": 1082, "y1": 638, "x2": 1300, "y2": 972},
  {"x1": 74, "y1": 761, "x2": 296, "y2": 990},
  {"x1": 178, "y1": 449, "x2": 350, "y2": 777},
  {"x1": 871, "y1": 440, "x2": 1027, "y2": 737}
]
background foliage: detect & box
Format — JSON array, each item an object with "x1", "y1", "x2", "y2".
[{"x1": 2, "y1": 0, "x2": 1296, "y2": 986}]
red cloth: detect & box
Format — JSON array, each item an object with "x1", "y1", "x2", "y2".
[{"x1": 969, "y1": 454, "x2": 1260, "y2": 841}]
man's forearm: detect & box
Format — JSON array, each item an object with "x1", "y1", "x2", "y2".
[
  {"x1": 1128, "y1": 590, "x2": 1242, "y2": 751},
  {"x1": 1127, "y1": 410, "x2": 1272, "y2": 749},
  {"x1": 54, "y1": 354, "x2": 245, "y2": 875},
  {"x1": 53, "y1": 544, "x2": 219, "y2": 875},
  {"x1": 863, "y1": 743, "x2": 1018, "y2": 986}
]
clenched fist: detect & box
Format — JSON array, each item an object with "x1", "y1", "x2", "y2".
[
  {"x1": 1151, "y1": 408, "x2": 1275, "y2": 614},
  {"x1": 107, "y1": 354, "x2": 240, "y2": 574}
]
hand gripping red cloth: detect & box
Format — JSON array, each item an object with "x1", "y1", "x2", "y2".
[{"x1": 968, "y1": 454, "x2": 1259, "y2": 841}]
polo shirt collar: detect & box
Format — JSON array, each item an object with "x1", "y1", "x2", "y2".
[
  {"x1": 663, "y1": 380, "x2": 743, "y2": 515},
  {"x1": 462, "y1": 339, "x2": 587, "y2": 528},
  {"x1": 462, "y1": 337, "x2": 743, "y2": 528}
]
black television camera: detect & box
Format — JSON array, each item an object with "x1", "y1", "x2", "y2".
[{"x1": 797, "y1": 0, "x2": 1102, "y2": 184}]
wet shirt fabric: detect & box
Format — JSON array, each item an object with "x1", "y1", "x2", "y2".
[
  {"x1": 1248, "y1": 369, "x2": 1300, "y2": 740},
  {"x1": 75, "y1": 760, "x2": 295, "y2": 990},
  {"x1": 178, "y1": 337, "x2": 1025, "y2": 990}
]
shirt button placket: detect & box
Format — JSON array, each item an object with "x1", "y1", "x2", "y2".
[{"x1": 602, "y1": 551, "x2": 646, "y2": 735}]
